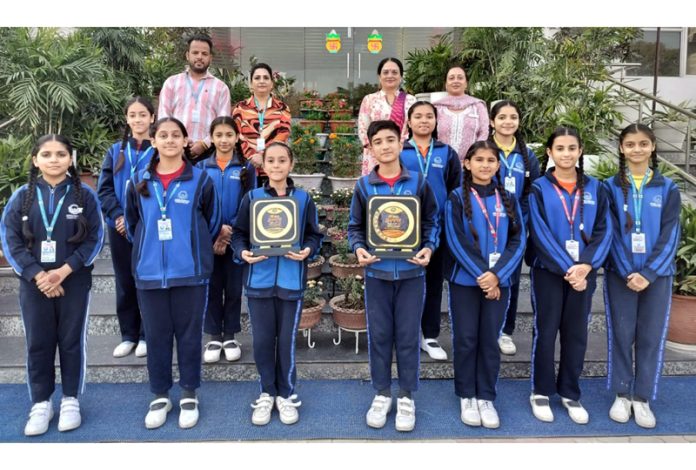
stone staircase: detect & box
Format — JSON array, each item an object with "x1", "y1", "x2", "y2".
[{"x1": 1, "y1": 239, "x2": 695, "y2": 386}]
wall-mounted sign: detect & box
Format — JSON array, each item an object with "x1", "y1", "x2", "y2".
[
  {"x1": 367, "y1": 30, "x2": 383, "y2": 54},
  {"x1": 326, "y1": 30, "x2": 341, "y2": 54}
]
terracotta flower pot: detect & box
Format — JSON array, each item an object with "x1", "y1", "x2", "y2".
[
  {"x1": 299, "y1": 297, "x2": 326, "y2": 330},
  {"x1": 667, "y1": 294, "x2": 696, "y2": 345},
  {"x1": 330, "y1": 294, "x2": 366, "y2": 330},
  {"x1": 307, "y1": 255, "x2": 325, "y2": 280},
  {"x1": 329, "y1": 254, "x2": 363, "y2": 279},
  {"x1": 328, "y1": 120, "x2": 356, "y2": 133}
]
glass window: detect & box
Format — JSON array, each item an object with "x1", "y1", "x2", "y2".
[
  {"x1": 628, "y1": 29, "x2": 681, "y2": 77},
  {"x1": 687, "y1": 28, "x2": 696, "y2": 75}
]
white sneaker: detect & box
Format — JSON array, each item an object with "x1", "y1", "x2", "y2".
[
  {"x1": 530, "y1": 394, "x2": 554, "y2": 422},
  {"x1": 460, "y1": 397, "x2": 481, "y2": 426},
  {"x1": 223, "y1": 339, "x2": 242, "y2": 362},
  {"x1": 57, "y1": 396, "x2": 81, "y2": 432},
  {"x1": 113, "y1": 340, "x2": 136, "y2": 358},
  {"x1": 276, "y1": 394, "x2": 302, "y2": 425},
  {"x1": 477, "y1": 399, "x2": 500, "y2": 429},
  {"x1": 144, "y1": 397, "x2": 172, "y2": 429},
  {"x1": 366, "y1": 395, "x2": 392, "y2": 429},
  {"x1": 498, "y1": 334, "x2": 517, "y2": 355},
  {"x1": 632, "y1": 400, "x2": 656, "y2": 429},
  {"x1": 178, "y1": 398, "x2": 199, "y2": 429},
  {"x1": 609, "y1": 395, "x2": 632, "y2": 423},
  {"x1": 395, "y1": 397, "x2": 416, "y2": 432},
  {"x1": 561, "y1": 397, "x2": 589, "y2": 424},
  {"x1": 203, "y1": 341, "x2": 223, "y2": 363},
  {"x1": 24, "y1": 401, "x2": 54, "y2": 436},
  {"x1": 251, "y1": 393, "x2": 274, "y2": 426},
  {"x1": 135, "y1": 340, "x2": 147, "y2": 357},
  {"x1": 420, "y1": 334, "x2": 448, "y2": 360}
]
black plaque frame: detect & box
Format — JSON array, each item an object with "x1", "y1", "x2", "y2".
[
  {"x1": 367, "y1": 195, "x2": 421, "y2": 259},
  {"x1": 250, "y1": 197, "x2": 300, "y2": 256}
]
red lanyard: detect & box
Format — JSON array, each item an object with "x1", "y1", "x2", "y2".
[
  {"x1": 552, "y1": 184, "x2": 580, "y2": 240},
  {"x1": 471, "y1": 188, "x2": 501, "y2": 252}
]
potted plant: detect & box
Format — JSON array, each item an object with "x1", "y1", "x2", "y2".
[
  {"x1": 307, "y1": 254, "x2": 326, "y2": 280},
  {"x1": 327, "y1": 135, "x2": 362, "y2": 192},
  {"x1": 330, "y1": 274, "x2": 366, "y2": 331},
  {"x1": 324, "y1": 188, "x2": 353, "y2": 223},
  {"x1": 298, "y1": 89, "x2": 322, "y2": 109},
  {"x1": 325, "y1": 95, "x2": 352, "y2": 120},
  {"x1": 667, "y1": 204, "x2": 696, "y2": 349},
  {"x1": 289, "y1": 127, "x2": 325, "y2": 192},
  {"x1": 327, "y1": 112, "x2": 356, "y2": 133},
  {"x1": 329, "y1": 238, "x2": 363, "y2": 279},
  {"x1": 612, "y1": 88, "x2": 647, "y2": 129},
  {"x1": 72, "y1": 120, "x2": 112, "y2": 189},
  {"x1": 299, "y1": 279, "x2": 326, "y2": 348},
  {"x1": 650, "y1": 101, "x2": 692, "y2": 152},
  {"x1": 299, "y1": 279, "x2": 326, "y2": 331},
  {"x1": 403, "y1": 37, "x2": 453, "y2": 102}
]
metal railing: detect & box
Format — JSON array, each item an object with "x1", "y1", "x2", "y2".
[{"x1": 607, "y1": 76, "x2": 696, "y2": 197}]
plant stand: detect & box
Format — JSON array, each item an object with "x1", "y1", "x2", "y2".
[
  {"x1": 300, "y1": 328, "x2": 317, "y2": 349},
  {"x1": 333, "y1": 326, "x2": 366, "y2": 354}
]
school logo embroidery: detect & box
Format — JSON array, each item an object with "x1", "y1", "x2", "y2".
[
  {"x1": 403, "y1": 190, "x2": 413, "y2": 195},
  {"x1": 583, "y1": 192, "x2": 596, "y2": 205},
  {"x1": 432, "y1": 156, "x2": 444, "y2": 168},
  {"x1": 174, "y1": 190, "x2": 190, "y2": 204},
  {"x1": 230, "y1": 169, "x2": 241, "y2": 180},
  {"x1": 515, "y1": 161, "x2": 524, "y2": 171},
  {"x1": 66, "y1": 204, "x2": 83, "y2": 220},
  {"x1": 650, "y1": 195, "x2": 662, "y2": 208}
]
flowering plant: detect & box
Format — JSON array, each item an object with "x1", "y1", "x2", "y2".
[
  {"x1": 303, "y1": 280, "x2": 325, "y2": 308},
  {"x1": 329, "y1": 135, "x2": 362, "y2": 177},
  {"x1": 330, "y1": 188, "x2": 353, "y2": 208}
]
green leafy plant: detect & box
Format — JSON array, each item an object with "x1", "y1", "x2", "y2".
[
  {"x1": 403, "y1": 37, "x2": 454, "y2": 94},
  {"x1": 330, "y1": 188, "x2": 353, "y2": 208},
  {"x1": 302, "y1": 110, "x2": 326, "y2": 121},
  {"x1": 675, "y1": 204, "x2": 696, "y2": 296},
  {"x1": 72, "y1": 120, "x2": 113, "y2": 174},
  {"x1": 329, "y1": 135, "x2": 362, "y2": 178},
  {"x1": 0, "y1": 136, "x2": 32, "y2": 210},
  {"x1": 328, "y1": 113, "x2": 354, "y2": 121},
  {"x1": 290, "y1": 131, "x2": 320, "y2": 175},
  {"x1": 336, "y1": 274, "x2": 365, "y2": 310}
]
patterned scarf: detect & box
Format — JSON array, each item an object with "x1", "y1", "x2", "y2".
[{"x1": 389, "y1": 90, "x2": 407, "y2": 132}]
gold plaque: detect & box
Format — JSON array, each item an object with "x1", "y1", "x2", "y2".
[
  {"x1": 367, "y1": 195, "x2": 420, "y2": 258},
  {"x1": 250, "y1": 197, "x2": 300, "y2": 256}
]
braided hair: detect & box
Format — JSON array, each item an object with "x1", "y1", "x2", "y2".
[
  {"x1": 406, "y1": 101, "x2": 439, "y2": 140},
  {"x1": 136, "y1": 117, "x2": 190, "y2": 197},
  {"x1": 617, "y1": 123, "x2": 658, "y2": 233},
  {"x1": 461, "y1": 140, "x2": 520, "y2": 243},
  {"x1": 545, "y1": 127, "x2": 589, "y2": 245},
  {"x1": 199, "y1": 116, "x2": 251, "y2": 193},
  {"x1": 114, "y1": 96, "x2": 155, "y2": 174},
  {"x1": 22, "y1": 135, "x2": 88, "y2": 248},
  {"x1": 489, "y1": 100, "x2": 532, "y2": 196}
]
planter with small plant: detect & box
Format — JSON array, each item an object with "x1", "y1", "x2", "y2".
[
  {"x1": 300, "y1": 279, "x2": 326, "y2": 330},
  {"x1": 328, "y1": 135, "x2": 362, "y2": 192},
  {"x1": 330, "y1": 274, "x2": 366, "y2": 331},
  {"x1": 667, "y1": 203, "x2": 696, "y2": 348},
  {"x1": 289, "y1": 126, "x2": 325, "y2": 191},
  {"x1": 329, "y1": 238, "x2": 362, "y2": 279}
]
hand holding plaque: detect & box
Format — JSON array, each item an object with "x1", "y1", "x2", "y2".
[{"x1": 367, "y1": 195, "x2": 421, "y2": 259}]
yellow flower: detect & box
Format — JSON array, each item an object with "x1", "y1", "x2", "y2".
[
  {"x1": 329, "y1": 133, "x2": 337, "y2": 139},
  {"x1": 310, "y1": 138, "x2": 315, "y2": 144}
]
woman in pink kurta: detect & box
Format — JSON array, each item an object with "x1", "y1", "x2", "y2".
[
  {"x1": 358, "y1": 58, "x2": 416, "y2": 175},
  {"x1": 433, "y1": 65, "x2": 489, "y2": 164}
]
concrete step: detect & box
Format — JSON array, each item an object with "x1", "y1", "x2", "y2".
[
  {"x1": 1, "y1": 329, "x2": 694, "y2": 384},
  {"x1": 0, "y1": 281, "x2": 610, "y2": 337}
]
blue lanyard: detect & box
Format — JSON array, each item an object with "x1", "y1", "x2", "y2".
[
  {"x1": 499, "y1": 151, "x2": 519, "y2": 178},
  {"x1": 409, "y1": 138, "x2": 434, "y2": 178},
  {"x1": 186, "y1": 74, "x2": 205, "y2": 104},
  {"x1": 628, "y1": 168, "x2": 652, "y2": 234},
  {"x1": 127, "y1": 143, "x2": 153, "y2": 177},
  {"x1": 152, "y1": 181, "x2": 182, "y2": 219},
  {"x1": 36, "y1": 185, "x2": 70, "y2": 241},
  {"x1": 254, "y1": 97, "x2": 269, "y2": 130}
]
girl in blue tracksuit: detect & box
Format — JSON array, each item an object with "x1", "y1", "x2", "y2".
[
  {"x1": 348, "y1": 120, "x2": 439, "y2": 432},
  {"x1": 604, "y1": 123, "x2": 681, "y2": 428},
  {"x1": 231, "y1": 142, "x2": 323, "y2": 426},
  {"x1": 444, "y1": 140, "x2": 526, "y2": 429},
  {"x1": 401, "y1": 100, "x2": 461, "y2": 361},
  {"x1": 196, "y1": 116, "x2": 256, "y2": 364},
  {"x1": 125, "y1": 117, "x2": 221, "y2": 430},
  {"x1": 1, "y1": 134, "x2": 104, "y2": 436},
  {"x1": 527, "y1": 126, "x2": 612, "y2": 425},
  {"x1": 488, "y1": 100, "x2": 541, "y2": 355},
  {"x1": 97, "y1": 96, "x2": 155, "y2": 359}
]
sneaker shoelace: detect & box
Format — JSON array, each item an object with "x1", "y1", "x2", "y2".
[{"x1": 478, "y1": 400, "x2": 492, "y2": 412}]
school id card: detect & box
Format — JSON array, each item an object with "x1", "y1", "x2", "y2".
[
  {"x1": 40, "y1": 240, "x2": 57, "y2": 263},
  {"x1": 158, "y1": 218, "x2": 173, "y2": 241},
  {"x1": 631, "y1": 233, "x2": 646, "y2": 254}
]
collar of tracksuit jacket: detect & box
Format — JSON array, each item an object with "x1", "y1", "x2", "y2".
[
  {"x1": 367, "y1": 163, "x2": 413, "y2": 187},
  {"x1": 262, "y1": 177, "x2": 297, "y2": 196},
  {"x1": 608, "y1": 168, "x2": 665, "y2": 189},
  {"x1": 141, "y1": 157, "x2": 194, "y2": 183},
  {"x1": 401, "y1": 139, "x2": 449, "y2": 152},
  {"x1": 200, "y1": 152, "x2": 246, "y2": 170}
]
